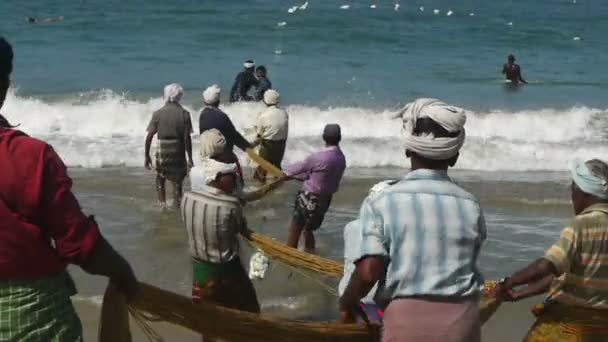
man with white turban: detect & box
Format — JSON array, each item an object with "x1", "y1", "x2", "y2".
[
  {"x1": 199, "y1": 85, "x2": 252, "y2": 185},
  {"x1": 181, "y1": 158, "x2": 260, "y2": 334},
  {"x1": 229, "y1": 59, "x2": 259, "y2": 102},
  {"x1": 340, "y1": 98, "x2": 486, "y2": 342},
  {"x1": 252, "y1": 89, "x2": 289, "y2": 183},
  {"x1": 497, "y1": 159, "x2": 608, "y2": 341},
  {"x1": 145, "y1": 83, "x2": 194, "y2": 209}
]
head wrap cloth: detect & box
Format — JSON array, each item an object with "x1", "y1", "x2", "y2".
[
  {"x1": 203, "y1": 85, "x2": 221, "y2": 105},
  {"x1": 572, "y1": 161, "x2": 608, "y2": 200},
  {"x1": 163, "y1": 83, "x2": 183, "y2": 103},
  {"x1": 399, "y1": 98, "x2": 467, "y2": 161},
  {"x1": 200, "y1": 158, "x2": 237, "y2": 185}
]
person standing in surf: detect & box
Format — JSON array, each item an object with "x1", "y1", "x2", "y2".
[
  {"x1": 497, "y1": 159, "x2": 608, "y2": 341},
  {"x1": 339, "y1": 98, "x2": 486, "y2": 342},
  {"x1": 0, "y1": 36, "x2": 138, "y2": 340},
  {"x1": 182, "y1": 159, "x2": 260, "y2": 316},
  {"x1": 252, "y1": 89, "x2": 289, "y2": 183},
  {"x1": 253, "y1": 65, "x2": 272, "y2": 102},
  {"x1": 502, "y1": 54, "x2": 528, "y2": 85},
  {"x1": 282, "y1": 124, "x2": 346, "y2": 252},
  {"x1": 229, "y1": 59, "x2": 259, "y2": 102},
  {"x1": 145, "y1": 83, "x2": 194, "y2": 209},
  {"x1": 199, "y1": 85, "x2": 253, "y2": 186}
]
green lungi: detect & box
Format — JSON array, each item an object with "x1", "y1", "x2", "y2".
[
  {"x1": 258, "y1": 139, "x2": 286, "y2": 169},
  {"x1": 191, "y1": 258, "x2": 260, "y2": 313},
  {"x1": 0, "y1": 271, "x2": 82, "y2": 342}
]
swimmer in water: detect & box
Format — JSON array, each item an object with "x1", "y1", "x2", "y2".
[
  {"x1": 502, "y1": 54, "x2": 528, "y2": 85},
  {"x1": 25, "y1": 16, "x2": 64, "y2": 24}
]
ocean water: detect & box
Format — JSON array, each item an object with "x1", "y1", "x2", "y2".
[{"x1": 1, "y1": 0, "x2": 608, "y2": 340}]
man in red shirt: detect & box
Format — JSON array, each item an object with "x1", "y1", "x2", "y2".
[{"x1": 0, "y1": 37, "x2": 138, "y2": 341}]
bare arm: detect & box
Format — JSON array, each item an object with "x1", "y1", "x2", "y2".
[
  {"x1": 518, "y1": 67, "x2": 528, "y2": 84},
  {"x1": 339, "y1": 256, "x2": 385, "y2": 323},
  {"x1": 508, "y1": 275, "x2": 554, "y2": 301},
  {"x1": 144, "y1": 131, "x2": 155, "y2": 169},
  {"x1": 500, "y1": 258, "x2": 558, "y2": 300}
]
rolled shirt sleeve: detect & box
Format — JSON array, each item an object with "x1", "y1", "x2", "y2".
[
  {"x1": 358, "y1": 198, "x2": 388, "y2": 259},
  {"x1": 41, "y1": 146, "x2": 101, "y2": 265},
  {"x1": 285, "y1": 155, "x2": 313, "y2": 179},
  {"x1": 544, "y1": 226, "x2": 577, "y2": 275}
]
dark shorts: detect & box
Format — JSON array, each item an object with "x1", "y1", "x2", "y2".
[{"x1": 292, "y1": 191, "x2": 332, "y2": 231}]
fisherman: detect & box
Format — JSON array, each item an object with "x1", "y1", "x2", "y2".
[
  {"x1": 339, "y1": 98, "x2": 486, "y2": 342},
  {"x1": 282, "y1": 124, "x2": 346, "y2": 252},
  {"x1": 199, "y1": 85, "x2": 253, "y2": 183},
  {"x1": 338, "y1": 180, "x2": 397, "y2": 322},
  {"x1": 25, "y1": 16, "x2": 64, "y2": 23},
  {"x1": 229, "y1": 59, "x2": 259, "y2": 102},
  {"x1": 0, "y1": 36, "x2": 138, "y2": 340},
  {"x1": 252, "y1": 89, "x2": 289, "y2": 183},
  {"x1": 497, "y1": 159, "x2": 608, "y2": 341},
  {"x1": 181, "y1": 159, "x2": 260, "y2": 314},
  {"x1": 145, "y1": 83, "x2": 194, "y2": 209},
  {"x1": 254, "y1": 65, "x2": 272, "y2": 101},
  {"x1": 502, "y1": 54, "x2": 528, "y2": 85}
]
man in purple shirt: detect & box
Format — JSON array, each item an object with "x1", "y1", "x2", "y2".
[{"x1": 283, "y1": 124, "x2": 346, "y2": 252}]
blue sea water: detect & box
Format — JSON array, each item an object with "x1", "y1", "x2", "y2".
[
  {"x1": 0, "y1": 0, "x2": 607, "y2": 170},
  {"x1": 2, "y1": 0, "x2": 607, "y2": 110}
]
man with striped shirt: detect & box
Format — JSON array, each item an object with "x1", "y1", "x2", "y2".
[
  {"x1": 181, "y1": 158, "x2": 259, "y2": 315},
  {"x1": 498, "y1": 159, "x2": 608, "y2": 341},
  {"x1": 339, "y1": 99, "x2": 486, "y2": 342}
]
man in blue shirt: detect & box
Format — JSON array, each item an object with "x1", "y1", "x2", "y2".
[
  {"x1": 199, "y1": 85, "x2": 252, "y2": 158},
  {"x1": 339, "y1": 98, "x2": 485, "y2": 342}
]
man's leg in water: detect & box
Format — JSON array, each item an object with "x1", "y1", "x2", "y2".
[
  {"x1": 171, "y1": 179, "x2": 184, "y2": 209},
  {"x1": 286, "y1": 219, "x2": 304, "y2": 249},
  {"x1": 156, "y1": 174, "x2": 167, "y2": 207},
  {"x1": 303, "y1": 229, "x2": 316, "y2": 253}
]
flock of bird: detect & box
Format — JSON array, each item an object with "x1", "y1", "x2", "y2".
[{"x1": 285, "y1": 1, "x2": 470, "y2": 16}]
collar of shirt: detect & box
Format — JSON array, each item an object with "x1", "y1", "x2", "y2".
[
  {"x1": 323, "y1": 145, "x2": 339, "y2": 152},
  {"x1": 582, "y1": 203, "x2": 608, "y2": 215},
  {"x1": 403, "y1": 169, "x2": 451, "y2": 182}
]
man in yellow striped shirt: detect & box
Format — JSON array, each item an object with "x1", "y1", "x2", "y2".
[
  {"x1": 500, "y1": 159, "x2": 608, "y2": 307},
  {"x1": 498, "y1": 159, "x2": 608, "y2": 341}
]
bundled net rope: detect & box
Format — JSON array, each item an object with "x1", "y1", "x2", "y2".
[
  {"x1": 100, "y1": 282, "x2": 380, "y2": 342},
  {"x1": 244, "y1": 231, "x2": 501, "y2": 324},
  {"x1": 99, "y1": 232, "x2": 501, "y2": 342},
  {"x1": 246, "y1": 231, "x2": 343, "y2": 277}
]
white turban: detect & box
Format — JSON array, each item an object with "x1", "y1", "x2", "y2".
[
  {"x1": 164, "y1": 83, "x2": 183, "y2": 103},
  {"x1": 200, "y1": 129, "x2": 226, "y2": 161},
  {"x1": 203, "y1": 85, "x2": 221, "y2": 105},
  {"x1": 263, "y1": 89, "x2": 280, "y2": 105},
  {"x1": 200, "y1": 158, "x2": 237, "y2": 185},
  {"x1": 399, "y1": 98, "x2": 466, "y2": 160}
]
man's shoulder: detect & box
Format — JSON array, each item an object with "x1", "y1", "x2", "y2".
[
  {"x1": 0, "y1": 128, "x2": 49, "y2": 153},
  {"x1": 386, "y1": 178, "x2": 480, "y2": 204}
]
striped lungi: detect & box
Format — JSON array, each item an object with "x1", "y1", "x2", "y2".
[
  {"x1": 0, "y1": 271, "x2": 82, "y2": 342},
  {"x1": 156, "y1": 138, "x2": 187, "y2": 182}
]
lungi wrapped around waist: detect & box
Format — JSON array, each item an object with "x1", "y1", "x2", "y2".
[
  {"x1": 0, "y1": 271, "x2": 82, "y2": 342},
  {"x1": 191, "y1": 257, "x2": 259, "y2": 313},
  {"x1": 156, "y1": 138, "x2": 187, "y2": 182},
  {"x1": 525, "y1": 302, "x2": 608, "y2": 342}
]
